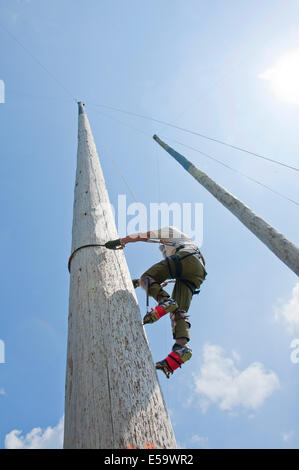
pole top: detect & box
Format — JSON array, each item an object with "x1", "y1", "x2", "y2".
[
  {"x1": 153, "y1": 134, "x2": 169, "y2": 151},
  {"x1": 153, "y1": 134, "x2": 193, "y2": 171},
  {"x1": 78, "y1": 101, "x2": 85, "y2": 115}
]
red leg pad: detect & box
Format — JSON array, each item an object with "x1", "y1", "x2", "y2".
[
  {"x1": 165, "y1": 351, "x2": 183, "y2": 372},
  {"x1": 155, "y1": 305, "x2": 168, "y2": 319}
]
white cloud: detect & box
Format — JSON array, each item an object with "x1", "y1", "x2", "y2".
[
  {"x1": 0, "y1": 388, "x2": 5, "y2": 396},
  {"x1": 275, "y1": 282, "x2": 299, "y2": 336},
  {"x1": 192, "y1": 344, "x2": 279, "y2": 413},
  {"x1": 5, "y1": 416, "x2": 64, "y2": 449}
]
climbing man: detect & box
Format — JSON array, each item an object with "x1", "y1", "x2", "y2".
[{"x1": 106, "y1": 226, "x2": 207, "y2": 378}]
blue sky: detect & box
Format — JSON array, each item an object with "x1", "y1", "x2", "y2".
[{"x1": 0, "y1": 0, "x2": 299, "y2": 449}]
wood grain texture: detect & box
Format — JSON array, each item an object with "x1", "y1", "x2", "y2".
[
  {"x1": 63, "y1": 103, "x2": 177, "y2": 449},
  {"x1": 189, "y1": 165, "x2": 299, "y2": 276}
]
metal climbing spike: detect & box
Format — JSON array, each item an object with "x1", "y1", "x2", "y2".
[{"x1": 156, "y1": 361, "x2": 171, "y2": 379}]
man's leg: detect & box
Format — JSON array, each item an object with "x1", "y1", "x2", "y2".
[
  {"x1": 171, "y1": 279, "x2": 193, "y2": 342},
  {"x1": 170, "y1": 253, "x2": 206, "y2": 345},
  {"x1": 156, "y1": 280, "x2": 196, "y2": 378},
  {"x1": 139, "y1": 259, "x2": 178, "y2": 324}
]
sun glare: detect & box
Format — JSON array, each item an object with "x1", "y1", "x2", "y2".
[{"x1": 259, "y1": 49, "x2": 299, "y2": 104}]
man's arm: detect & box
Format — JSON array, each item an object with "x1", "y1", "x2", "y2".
[
  {"x1": 106, "y1": 227, "x2": 176, "y2": 249},
  {"x1": 121, "y1": 227, "x2": 177, "y2": 246},
  {"x1": 120, "y1": 231, "x2": 152, "y2": 246}
]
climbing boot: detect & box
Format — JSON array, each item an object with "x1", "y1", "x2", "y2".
[
  {"x1": 156, "y1": 343, "x2": 192, "y2": 379},
  {"x1": 143, "y1": 298, "x2": 178, "y2": 325}
]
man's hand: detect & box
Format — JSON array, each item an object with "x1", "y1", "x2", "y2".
[
  {"x1": 104, "y1": 239, "x2": 124, "y2": 250},
  {"x1": 132, "y1": 279, "x2": 140, "y2": 288}
]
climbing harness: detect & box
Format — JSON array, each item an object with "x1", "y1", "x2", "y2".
[{"x1": 165, "y1": 247, "x2": 206, "y2": 296}]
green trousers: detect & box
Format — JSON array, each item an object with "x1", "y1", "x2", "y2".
[{"x1": 141, "y1": 251, "x2": 206, "y2": 341}]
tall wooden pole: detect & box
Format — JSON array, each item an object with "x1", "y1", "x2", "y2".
[
  {"x1": 153, "y1": 135, "x2": 299, "y2": 276},
  {"x1": 63, "y1": 104, "x2": 177, "y2": 449}
]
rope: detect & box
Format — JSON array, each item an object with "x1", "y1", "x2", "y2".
[{"x1": 68, "y1": 243, "x2": 107, "y2": 272}]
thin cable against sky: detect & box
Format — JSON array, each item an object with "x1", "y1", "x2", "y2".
[
  {"x1": 2, "y1": 19, "x2": 297, "y2": 174},
  {"x1": 0, "y1": 21, "x2": 77, "y2": 103},
  {"x1": 92, "y1": 107, "x2": 299, "y2": 207},
  {"x1": 163, "y1": 137, "x2": 299, "y2": 207},
  {"x1": 2, "y1": 20, "x2": 298, "y2": 208},
  {"x1": 88, "y1": 102, "x2": 299, "y2": 172}
]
